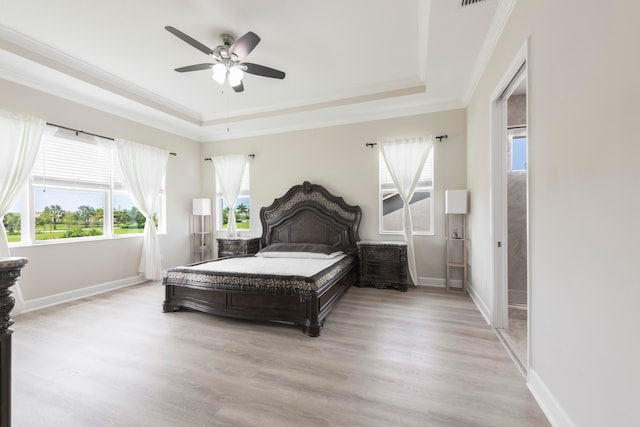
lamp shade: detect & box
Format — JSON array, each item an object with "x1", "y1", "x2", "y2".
[
  {"x1": 212, "y1": 63, "x2": 226, "y2": 85},
  {"x1": 445, "y1": 190, "x2": 468, "y2": 214},
  {"x1": 228, "y1": 66, "x2": 244, "y2": 87},
  {"x1": 192, "y1": 198, "x2": 212, "y2": 216}
]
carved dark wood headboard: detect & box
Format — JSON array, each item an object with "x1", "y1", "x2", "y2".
[{"x1": 260, "y1": 181, "x2": 362, "y2": 254}]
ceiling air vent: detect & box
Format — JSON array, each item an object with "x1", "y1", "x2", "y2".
[{"x1": 461, "y1": 0, "x2": 486, "y2": 6}]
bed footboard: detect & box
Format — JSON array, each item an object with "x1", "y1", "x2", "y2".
[{"x1": 163, "y1": 262, "x2": 356, "y2": 337}]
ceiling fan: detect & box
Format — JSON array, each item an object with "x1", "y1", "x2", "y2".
[{"x1": 165, "y1": 26, "x2": 286, "y2": 93}]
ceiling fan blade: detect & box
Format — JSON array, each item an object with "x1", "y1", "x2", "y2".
[
  {"x1": 228, "y1": 31, "x2": 260, "y2": 60},
  {"x1": 165, "y1": 26, "x2": 214, "y2": 56},
  {"x1": 175, "y1": 63, "x2": 214, "y2": 72},
  {"x1": 232, "y1": 81, "x2": 245, "y2": 93},
  {"x1": 241, "y1": 63, "x2": 286, "y2": 79}
]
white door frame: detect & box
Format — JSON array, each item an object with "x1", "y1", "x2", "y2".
[{"x1": 489, "y1": 41, "x2": 528, "y2": 331}]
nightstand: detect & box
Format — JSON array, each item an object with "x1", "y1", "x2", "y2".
[
  {"x1": 216, "y1": 237, "x2": 261, "y2": 258},
  {"x1": 357, "y1": 241, "x2": 409, "y2": 292}
]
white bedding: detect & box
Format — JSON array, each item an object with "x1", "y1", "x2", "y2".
[{"x1": 182, "y1": 253, "x2": 347, "y2": 277}]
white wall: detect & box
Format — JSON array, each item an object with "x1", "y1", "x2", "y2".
[
  {"x1": 0, "y1": 83, "x2": 467, "y2": 299},
  {"x1": 0, "y1": 79, "x2": 202, "y2": 302},
  {"x1": 466, "y1": 1, "x2": 640, "y2": 425},
  {"x1": 201, "y1": 109, "x2": 467, "y2": 284}
]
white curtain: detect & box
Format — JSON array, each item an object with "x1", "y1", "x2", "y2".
[
  {"x1": 212, "y1": 154, "x2": 247, "y2": 237},
  {"x1": 0, "y1": 112, "x2": 56, "y2": 314},
  {"x1": 115, "y1": 139, "x2": 169, "y2": 281},
  {"x1": 380, "y1": 136, "x2": 434, "y2": 286}
]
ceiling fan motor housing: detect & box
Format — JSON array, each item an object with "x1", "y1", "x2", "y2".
[{"x1": 214, "y1": 34, "x2": 240, "y2": 62}]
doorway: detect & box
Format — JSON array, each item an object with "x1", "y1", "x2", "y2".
[
  {"x1": 503, "y1": 82, "x2": 528, "y2": 369},
  {"x1": 490, "y1": 43, "x2": 529, "y2": 375}
]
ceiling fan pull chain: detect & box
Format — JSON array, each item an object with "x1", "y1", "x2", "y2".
[{"x1": 226, "y1": 89, "x2": 230, "y2": 133}]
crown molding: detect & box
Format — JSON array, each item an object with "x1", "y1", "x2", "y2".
[
  {"x1": 0, "y1": 24, "x2": 202, "y2": 124},
  {"x1": 463, "y1": 0, "x2": 519, "y2": 105}
]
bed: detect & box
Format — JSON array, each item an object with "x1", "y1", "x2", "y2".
[{"x1": 162, "y1": 181, "x2": 362, "y2": 336}]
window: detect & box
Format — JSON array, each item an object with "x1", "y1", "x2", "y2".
[
  {"x1": 379, "y1": 150, "x2": 434, "y2": 235},
  {"x1": 216, "y1": 164, "x2": 250, "y2": 231},
  {"x1": 30, "y1": 134, "x2": 110, "y2": 241},
  {"x1": 112, "y1": 191, "x2": 159, "y2": 235},
  {"x1": 511, "y1": 135, "x2": 527, "y2": 171},
  {"x1": 33, "y1": 188, "x2": 105, "y2": 240},
  {"x1": 8, "y1": 129, "x2": 164, "y2": 245},
  {"x1": 3, "y1": 198, "x2": 22, "y2": 244}
]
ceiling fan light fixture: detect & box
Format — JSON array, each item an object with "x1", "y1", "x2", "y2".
[
  {"x1": 212, "y1": 63, "x2": 227, "y2": 85},
  {"x1": 228, "y1": 66, "x2": 244, "y2": 87}
]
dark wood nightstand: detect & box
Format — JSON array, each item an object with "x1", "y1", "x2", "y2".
[
  {"x1": 216, "y1": 237, "x2": 261, "y2": 258},
  {"x1": 357, "y1": 241, "x2": 409, "y2": 292}
]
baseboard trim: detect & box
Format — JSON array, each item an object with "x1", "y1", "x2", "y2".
[
  {"x1": 528, "y1": 368, "x2": 576, "y2": 427},
  {"x1": 468, "y1": 282, "x2": 492, "y2": 325},
  {"x1": 416, "y1": 277, "x2": 463, "y2": 289},
  {"x1": 493, "y1": 327, "x2": 526, "y2": 378},
  {"x1": 21, "y1": 275, "x2": 147, "y2": 314}
]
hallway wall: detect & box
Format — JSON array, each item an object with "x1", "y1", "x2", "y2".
[{"x1": 465, "y1": 1, "x2": 640, "y2": 425}]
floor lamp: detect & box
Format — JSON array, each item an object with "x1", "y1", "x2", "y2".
[
  {"x1": 445, "y1": 190, "x2": 469, "y2": 291},
  {"x1": 192, "y1": 198, "x2": 212, "y2": 261}
]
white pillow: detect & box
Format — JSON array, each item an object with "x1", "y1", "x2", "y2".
[
  {"x1": 256, "y1": 242, "x2": 344, "y2": 259},
  {"x1": 256, "y1": 250, "x2": 343, "y2": 259}
]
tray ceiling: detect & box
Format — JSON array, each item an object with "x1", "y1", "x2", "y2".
[{"x1": 0, "y1": 0, "x2": 500, "y2": 141}]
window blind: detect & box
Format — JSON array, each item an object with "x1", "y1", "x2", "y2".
[
  {"x1": 216, "y1": 164, "x2": 250, "y2": 195},
  {"x1": 379, "y1": 151, "x2": 433, "y2": 191},
  {"x1": 32, "y1": 137, "x2": 111, "y2": 188}
]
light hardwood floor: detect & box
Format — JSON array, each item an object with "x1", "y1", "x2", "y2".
[
  {"x1": 498, "y1": 306, "x2": 528, "y2": 372},
  {"x1": 12, "y1": 283, "x2": 550, "y2": 427}
]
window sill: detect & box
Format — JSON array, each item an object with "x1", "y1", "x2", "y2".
[{"x1": 7, "y1": 231, "x2": 168, "y2": 248}]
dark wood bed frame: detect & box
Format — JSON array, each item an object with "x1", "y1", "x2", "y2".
[{"x1": 163, "y1": 181, "x2": 362, "y2": 336}]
